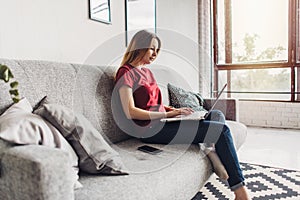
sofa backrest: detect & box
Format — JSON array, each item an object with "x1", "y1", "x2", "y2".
[
  {"x1": 0, "y1": 58, "x2": 131, "y2": 144},
  {"x1": 150, "y1": 65, "x2": 197, "y2": 106}
]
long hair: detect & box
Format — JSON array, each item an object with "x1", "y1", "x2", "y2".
[{"x1": 120, "y1": 30, "x2": 161, "y2": 67}]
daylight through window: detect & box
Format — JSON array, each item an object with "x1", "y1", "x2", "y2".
[{"x1": 213, "y1": 0, "x2": 300, "y2": 101}]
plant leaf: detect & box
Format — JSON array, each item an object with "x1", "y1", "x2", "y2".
[
  {"x1": 12, "y1": 97, "x2": 20, "y2": 103},
  {"x1": 10, "y1": 81, "x2": 19, "y2": 89},
  {"x1": 0, "y1": 64, "x2": 14, "y2": 82},
  {"x1": 9, "y1": 89, "x2": 19, "y2": 96}
]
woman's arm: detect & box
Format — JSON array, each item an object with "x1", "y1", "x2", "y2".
[{"x1": 119, "y1": 85, "x2": 193, "y2": 120}]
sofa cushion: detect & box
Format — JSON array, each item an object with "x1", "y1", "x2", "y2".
[
  {"x1": 34, "y1": 102, "x2": 128, "y2": 175},
  {"x1": 0, "y1": 144, "x2": 79, "y2": 199},
  {"x1": 76, "y1": 138, "x2": 212, "y2": 200},
  {"x1": 167, "y1": 83, "x2": 206, "y2": 111},
  {"x1": 75, "y1": 119, "x2": 246, "y2": 200}
]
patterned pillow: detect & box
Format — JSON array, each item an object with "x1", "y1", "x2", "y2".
[{"x1": 167, "y1": 83, "x2": 207, "y2": 112}]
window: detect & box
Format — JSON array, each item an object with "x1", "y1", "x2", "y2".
[
  {"x1": 297, "y1": 0, "x2": 300, "y2": 63},
  {"x1": 213, "y1": 0, "x2": 300, "y2": 101},
  {"x1": 297, "y1": 0, "x2": 300, "y2": 100}
]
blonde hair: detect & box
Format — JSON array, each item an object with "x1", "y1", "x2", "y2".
[{"x1": 120, "y1": 30, "x2": 161, "y2": 67}]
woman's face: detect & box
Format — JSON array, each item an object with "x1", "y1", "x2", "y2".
[{"x1": 140, "y1": 38, "x2": 159, "y2": 65}]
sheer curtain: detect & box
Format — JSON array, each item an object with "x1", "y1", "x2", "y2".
[{"x1": 198, "y1": 0, "x2": 213, "y2": 97}]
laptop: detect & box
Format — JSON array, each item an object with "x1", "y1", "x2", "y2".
[{"x1": 160, "y1": 83, "x2": 227, "y2": 122}]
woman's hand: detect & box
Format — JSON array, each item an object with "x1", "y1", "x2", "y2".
[
  {"x1": 166, "y1": 107, "x2": 194, "y2": 118},
  {"x1": 119, "y1": 86, "x2": 194, "y2": 120},
  {"x1": 164, "y1": 105, "x2": 174, "y2": 111}
]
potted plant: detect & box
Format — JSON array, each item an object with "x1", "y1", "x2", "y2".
[{"x1": 0, "y1": 64, "x2": 20, "y2": 103}]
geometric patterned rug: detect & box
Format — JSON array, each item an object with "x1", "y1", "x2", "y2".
[{"x1": 193, "y1": 162, "x2": 300, "y2": 200}]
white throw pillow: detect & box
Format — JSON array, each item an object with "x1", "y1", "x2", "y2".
[{"x1": 0, "y1": 97, "x2": 52, "y2": 145}]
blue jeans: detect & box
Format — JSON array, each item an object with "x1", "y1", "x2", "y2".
[{"x1": 141, "y1": 110, "x2": 245, "y2": 190}]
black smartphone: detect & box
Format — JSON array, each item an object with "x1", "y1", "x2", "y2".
[{"x1": 137, "y1": 145, "x2": 163, "y2": 155}]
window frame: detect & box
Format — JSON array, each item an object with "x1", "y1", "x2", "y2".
[{"x1": 212, "y1": 0, "x2": 300, "y2": 102}]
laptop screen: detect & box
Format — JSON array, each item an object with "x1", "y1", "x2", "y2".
[{"x1": 206, "y1": 83, "x2": 228, "y2": 114}]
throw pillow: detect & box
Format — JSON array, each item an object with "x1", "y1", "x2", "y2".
[
  {"x1": 0, "y1": 97, "x2": 80, "y2": 189},
  {"x1": 34, "y1": 101, "x2": 128, "y2": 175},
  {"x1": 167, "y1": 83, "x2": 207, "y2": 111},
  {"x1": 0, "y1": 97, "x2": 56, "y2": 145},
  {"x1": 32, "y1": 95, "x2": 48, "y2": 111}
]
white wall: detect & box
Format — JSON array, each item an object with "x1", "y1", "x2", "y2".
[
  {"x1": 0, "y1": 0, "x2": 199, "y2": 78},
  {"x1": 0, "y1": 0, "x2": 126, "y2": 64},
  {"x1": 239, "y1": 101, "x2": 300, "y2": 129},
  {"x1": 0, "y1": 0, "x2": 200, "y2": 91},
  {"x1": 156, "y1": 0, "x2": 199, "y2": 92}
]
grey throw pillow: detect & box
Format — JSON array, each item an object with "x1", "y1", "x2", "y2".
[
  {"x1": 34, "y1": 101, "x2": 128, "y2": 175},
  {"x1": 167, "y1": 83, "x2": 207, "y2": 112}
]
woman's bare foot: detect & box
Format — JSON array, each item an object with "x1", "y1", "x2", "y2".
[
  {"x1": 205, "y1": 149, "x2": 229, "y2": 180},
  {"x1": 234, "y1": 186, "x2": 251, "y2": 200}
]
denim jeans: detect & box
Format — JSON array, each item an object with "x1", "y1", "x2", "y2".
[{"x1": 141, "y1": 110, "x2": 245, "y2": 190}]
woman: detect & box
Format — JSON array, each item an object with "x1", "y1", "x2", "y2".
[{"x1": 113, "y1": 30, "x2": 250, "y2": 200}]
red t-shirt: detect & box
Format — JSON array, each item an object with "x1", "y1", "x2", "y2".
[
  {"x1": 115, "y1": 64, "x2": 165, "y2": 113},
  {"x1": 114, "y1": 64, "x2": 165, "y2": 131}
]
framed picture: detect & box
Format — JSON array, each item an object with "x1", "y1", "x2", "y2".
[
  {"x1": 89, "y1": 0, "x2": 111, "y2": 24},
  {"x1": 125, "y1": 0, "x2": 156, "y2": 45}
]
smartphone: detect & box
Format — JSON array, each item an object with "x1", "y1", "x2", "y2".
[{"x1": 137, "y1": 145, "x2": 163, "y2": 155}]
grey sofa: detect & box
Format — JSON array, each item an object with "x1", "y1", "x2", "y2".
[{"x1": 0, "y1": 58, "x2": 247, "y2": 200}]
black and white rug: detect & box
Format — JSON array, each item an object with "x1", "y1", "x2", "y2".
[{"x1": 193, "y1": 162, "x2": 300, "y2": 200}]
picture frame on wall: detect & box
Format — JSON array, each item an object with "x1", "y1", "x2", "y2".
[
  {"x1": 125, "y1": 0, "x2": 156, "y2": 45},
  {"x1": 89, "y1": 0, "x2": 111, "y2": 24}
]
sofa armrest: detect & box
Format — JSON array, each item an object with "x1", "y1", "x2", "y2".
[
  {"x1": 204, "y1": 98, "x2": 239, "y2": 121},
  {"x1": 0, "y1": 145, "x2": 74, "y2": 200}
]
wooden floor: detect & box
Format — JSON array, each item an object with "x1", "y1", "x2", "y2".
[{"x1": 238, "y1": 126, "x2": 300, "y2": 171}]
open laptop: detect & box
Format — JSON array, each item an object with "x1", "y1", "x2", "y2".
[{"x1": 160, "y1": 83, "x2": 228, "y2": 122}]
